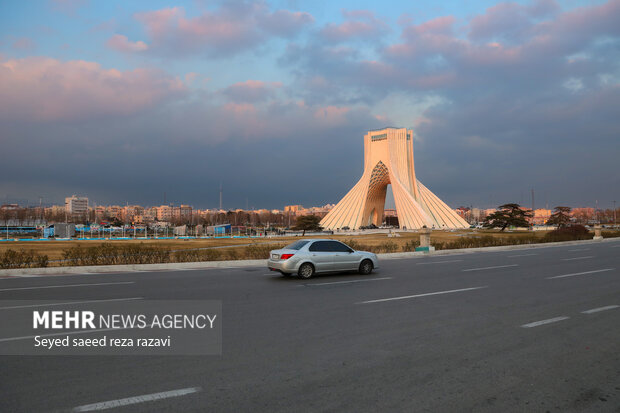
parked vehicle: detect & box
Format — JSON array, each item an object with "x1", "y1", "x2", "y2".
[{"x1": 267, "y1": 239, "x2": 379, "y2": 279}]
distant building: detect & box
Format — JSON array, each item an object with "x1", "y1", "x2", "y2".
[
  {"x1": 156, "y1": 205, "x2": 173, "y2": 221},
  {"x1": 65, "y1": 195, "x2": 88, "y2": 215},
  {"x1": 532, "y1": 209, "x2": 551, "y2": 225},
  {"x1": 284, "y1": 205, "x2": 303, "y2": 214}
]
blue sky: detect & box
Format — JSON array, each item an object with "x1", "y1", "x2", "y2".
[{"x1": 1, "y1": 0, "x2": 618, "y2": 210}]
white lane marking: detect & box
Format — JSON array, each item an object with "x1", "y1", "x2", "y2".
[
  {"x1": 581, "y1": 305, "x2": 619, "y2": 314},
  {"x1": 508, "y1": 253, "x2": 538, "y2": 257},
  {"x1": 0, "y1": 327, "x2": 132, "y2": 343},
  {"x1": 521, "y1": 316, "x2": 569, "y2": 328},
  {"x1": 562, "y1": 256, "x2": 594, "y2": 261},
  {"x1": 0, "y1": 281, "x2": 134, "y2": 292},
  {"x1": 72, "y1": 387, "x2": 201, "y2": 412},
  {"x1": 462, "y1": 264, "x2": 518, "y2": 272},
  {"x1": 303, "y1": 277, "x2": 392, "y2": 286},
  {"x1": 547, "y1": 268, "x2": 615, "y2": 279},
  {"x1": 568, "y1": 248, "x2": 590, "y2": 252},
  {"x1": 358, "y1": 286, "x2": 488, "y2": 304},
  {"x1": 416, "y1": 259, "x2": 463, "y2": 265},
  {"x1": 0, "y1": 297, "x2": 143, "y2": 310}
]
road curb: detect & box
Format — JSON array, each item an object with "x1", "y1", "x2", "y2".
[{"x1": 1, "y1": 237, "x2": 617, "y2": 277}]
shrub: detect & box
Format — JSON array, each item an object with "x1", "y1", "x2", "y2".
[
  {"x1": 544, "y1": 225, "x2": 590, "y2": 242},
  {"x1": 376, "y1": 241, "x2": 399, "y2": 253},
  {"x1": 402, "y1": 240, "x2": 420, "y2": 251},
  {"x1": 0, "y1": 249, "x2": 49, "y2": 269}
]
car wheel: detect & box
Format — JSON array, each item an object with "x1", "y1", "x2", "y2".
[
  {"x1": 298, "y1": 263, "x2": 315, "y2": 279},
  {"x1": 359, "y1": 259, "x2": 373, "y2": 275}
]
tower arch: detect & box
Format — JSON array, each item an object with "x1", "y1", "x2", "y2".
[{"x1": 320, "y1": 128, "x2": 468, "y2": 230}]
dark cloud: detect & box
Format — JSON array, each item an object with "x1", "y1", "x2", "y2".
[
  {"x1": 220, "y1": 80, "x2": 282, "y2": 103},
  {"x1": 2, "y1": 0, "x2": 619, "y2": 209}
]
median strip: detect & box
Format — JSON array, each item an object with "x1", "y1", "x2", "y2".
[
  {"x1": 461, "y1": 264, "x2": 518, "y2": 272},
  {"x1": 72, "y1": 387, "x2": 201, "y2": 412},
  {"x1": 521, "y1": 316, "x2": 569, "y2": 328},
  {"x1": 357, "y1": 286, "x2": 488, "y2": 304},
  {"x1": 547, "y1": 268, "x2": 614, "y2": 279}
]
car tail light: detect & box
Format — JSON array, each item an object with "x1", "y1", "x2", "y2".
[{"x1": 280, "y1": 253, "x2": 294, "y2": 260}]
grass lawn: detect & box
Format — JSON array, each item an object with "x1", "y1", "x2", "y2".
[{"x1": 0, "y1": 229, "x2": 551, "y2": 263}]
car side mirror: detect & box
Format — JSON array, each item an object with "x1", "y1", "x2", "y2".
[{"x1": 348, "y1": 249, "x2": 354, "y2": 253}]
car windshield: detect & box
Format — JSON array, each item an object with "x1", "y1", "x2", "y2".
[{"x1": 284, "y1": 240, "x2": 310, "y2": 250}]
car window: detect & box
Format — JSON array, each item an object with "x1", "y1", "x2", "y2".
[
  {"x1": 284, "y1": 240, "x2": 310, "y2": 250},
  {"x1": 328, "y1": 241, "x2": 352, "y2": 252},
  {"x1": 308, "y1": 241, "x2": 332, "y2": 252}
]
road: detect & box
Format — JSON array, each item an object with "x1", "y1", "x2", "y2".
[{"x1": 1, "y1": 240, "x2": 619, "y2": 412}]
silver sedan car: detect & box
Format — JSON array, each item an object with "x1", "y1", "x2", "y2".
[{"x1": 268, "y1": 239, "x2": 379, "y2": 279}]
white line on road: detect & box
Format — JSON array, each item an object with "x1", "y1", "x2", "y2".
[
  {"x1": 561, "y1": 256, "x2": 594, "y2": 261},
  {"x1": 303, "y1": 277, "x2": 392, "y2": 286},
  {"x1": 462, "y1": 264, "x2": 518, "y2": 272},
  {"x1": 0, "y1": 297, "x2": 143, "y2": 310},
  {"x1": 508, "y1": 253, "x2": 538, "y2": 257},
  {"x1": 0, "y1": 327, "x2": 132, "y2": 343},
  {"x1": 358, "y1": 286, "x2": 488, "y2": 304},
  {"x1": 416, "y1": 259, "x2": 463, "y2": 265},
  {"x1": 547, "y1": 268, "x2": 615, "y2": 279},
  {"x1": 521, "y1": 316, "x2": 569, "y2": 328},
  {"x1": 73, "y1": 387, "x2": 202, "y2": 412},
  {"x1": 0, "y1": 281, "x2": 134, "y2": 292},
  {"x1": 568, "y1": 248, "x2": 590, "y2": 252},
  {"x1": 581, "y1": 305, "x2": 619, "y2": 314}
]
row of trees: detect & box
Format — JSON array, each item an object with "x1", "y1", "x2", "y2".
[{"x1": 482, "y1": 204, "x2": 581, "y2": 231}]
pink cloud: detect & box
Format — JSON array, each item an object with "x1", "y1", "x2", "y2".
[
  {"x1": 320, "y1": 10, "x2": 387, "y2": 42},
  {"x1": 134, "y1": 5, "x2": 313, "y2": 57},
  {"x1": 106, "y1": 34, "x2": 148, "y2": 52},
  {"x1": 0, "y1": 57, "x2": 185, "y2": 121}
]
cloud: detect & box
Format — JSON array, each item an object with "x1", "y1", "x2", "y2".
[
  {"x1": 0, "y1": 57, "x2": 185, "y2": 121},
  {"x1": 468, "y1": 0, "x2": 561, "y2": 43},
  {"x1": 12, "y1": 37, "x2": 36, "y2": 51},
  {"x1": 132, "y1": 3, "x2": 314, "y2": 57},
  {"x1": 320, "y1": 9, "x2": 388, "y2": 43},
  {"x1": 106, "y1": 34, "x2": 148, "y2": 52},
  {"x1": 221, "y1": 80, "x2": 282, "y2": 103}
]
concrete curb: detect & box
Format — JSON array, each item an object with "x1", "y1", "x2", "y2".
[{"x1": 1, "y1": 237, "x2": 618, "y2": 277}]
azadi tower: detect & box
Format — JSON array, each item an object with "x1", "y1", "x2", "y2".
[{"x1": 320, "y1": 127, "x2": 468, "y2": 230}]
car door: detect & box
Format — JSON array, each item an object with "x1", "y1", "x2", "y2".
[
  {"x1": 308, "y1": 241, "x2": 335, "y2": 272},
  {"x1": 329, "y1": 241, "x2": 359, "y2": 271}
]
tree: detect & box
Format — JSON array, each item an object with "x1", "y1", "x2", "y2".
[
  {"x1": 293, "y1": 215, "x2": 322, "y2": 236},
  {"x1": 482, "y1": 203, "x2": 533, "y2": 231},
  {"x1": 546, "y1": 206, "x2": 572, "y2": 228}
]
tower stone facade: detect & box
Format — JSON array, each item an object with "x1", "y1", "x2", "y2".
[{"x1": 320, "y1": 127, "x2": 468, "y2": 230}]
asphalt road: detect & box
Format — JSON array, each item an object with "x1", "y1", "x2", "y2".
[{"x1": 1, "y1": 240, "x2": 619, "y2": 412}]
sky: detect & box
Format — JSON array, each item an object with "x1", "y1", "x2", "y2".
[{"x1": 0, "y1": 0, "x2": 618, "y2": 210}]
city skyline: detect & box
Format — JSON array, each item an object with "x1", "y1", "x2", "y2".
[{"x1": 1, "y1": 0, "x2": 619, "y2": 209}]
